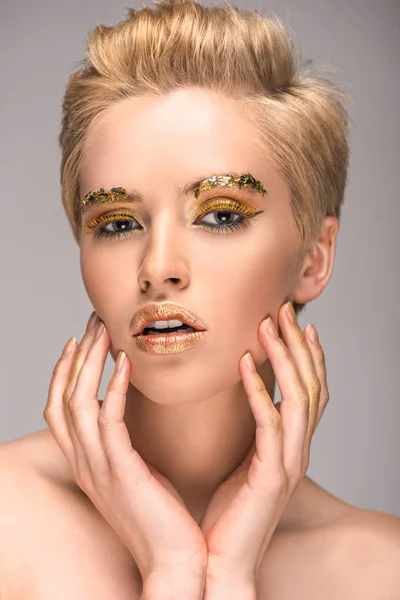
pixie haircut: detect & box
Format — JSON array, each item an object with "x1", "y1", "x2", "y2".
[{"x1": 59, "y1": 0, "x2": 350, "y2": 316}]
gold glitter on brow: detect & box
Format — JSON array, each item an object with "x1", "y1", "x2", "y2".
[
  {"x1": 80, "y1": 186, "x2": 128, "y2": 212},
  {"x1": 80, "y1": 172, "x2": 267, "y2": 213},
  {"x1": 193, "y1": 173, "x2": 268, "y2": 199}
]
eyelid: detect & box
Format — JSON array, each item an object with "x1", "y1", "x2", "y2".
[
  {"x1": 83, "y1": 198, "x2": 259, "y2": 234},
  {"x1": 83, "y1": 210, "x2": 140, "y2": 234},
  {"x1": 190, "y1": 197, "x2": 259, "y2": 221}
]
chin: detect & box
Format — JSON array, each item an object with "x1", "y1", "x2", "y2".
[{"x1": 127, "y1": 360, "x2": 242, "y2": 406}]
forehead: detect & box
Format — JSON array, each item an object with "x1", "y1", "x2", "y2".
[{"x1": 80, "y1": 89, "x2": 272, "y2": 190}]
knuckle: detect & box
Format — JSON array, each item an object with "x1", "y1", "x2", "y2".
[
  {"x1": 308, "y1": 376, "x2": 321, "y2": 397},
  {"x1": 63, "y1": 385, "x2": 74, "y2": 403},
  {"x1": 270, "y1": 471, "x2": 289, "y2": 496},
  {"x1": 254, "y1": 379, "x2": 266, "y2": 394},
  {"x1": 43, "y1": 406, "x2": 52, "y2": 422},
  {"x1": 298, "y1": 390, "x2": 310, "y2": 408},
  {"x1": 268, "y1": 409, "x2": 281, "y2": 430},
  {"x1": 294, "y1": 326, "x2": 306, "y2": 345},
  {"x1": 97, "y1": 413, "x2": 113, "y2": 431},
  {"x1": 68, "y1": 401, "x2": 83, "y2": 426},
  {"x1": 52, "y1": 359, "x2": 63, "y2": 376},
  {"x1": 280, "y1": 345, "x2": 292, "y2": 363}
]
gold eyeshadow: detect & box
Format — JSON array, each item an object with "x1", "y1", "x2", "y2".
[
  {"x1": 80, "y1": 173, "x2": 267, "y2": 238},
  {"x1": 187, "y1": 197, "x2": 260, "y2": 222},
  {"x1": 83, "y1": 211, "x2": 140, "y2": 235},
  {"x1": 83, "y1": 197, "x2": 261, "y2": 236}
]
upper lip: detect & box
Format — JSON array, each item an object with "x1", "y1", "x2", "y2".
[{"x1": 131, "y1": 302, "x2": 207, "y2": 336}]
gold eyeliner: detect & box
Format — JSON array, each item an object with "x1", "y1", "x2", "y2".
[
  {"x1": 83, "y1": 211, "x2": 138, "y2": 235},
  {"x1": 187, "y1": 198, "x2": 260, "y2": 223}
]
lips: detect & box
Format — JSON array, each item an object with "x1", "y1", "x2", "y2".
[{"x1": 131, "y1": 302, "x2": 207, "y2": 337}]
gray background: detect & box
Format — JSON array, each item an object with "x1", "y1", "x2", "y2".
[{"x1": 0, "y1": 0, "x2": 399, "y2": 517}]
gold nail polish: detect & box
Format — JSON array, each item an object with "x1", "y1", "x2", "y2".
[
  {"x1": 265, "y1": 318, "x2": 278, "y2": 339},
  {"x1": 286, "y1": 302, "x2": 296, "y2": 324},
  {"x1": 62, "y1": 337, "x2": 76, "y2": 357},
  {"x1": 116, "y1": 351, "x2": 126, "y2": 371},
  {"x1": 86, "y1": 311, "x2": 98, "y2": 333},
  {"x1": 94, "y1": 321, "x2": 105, "y2": 340}
]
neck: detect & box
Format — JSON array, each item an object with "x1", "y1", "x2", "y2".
[{"x1": 123, "y1": 359, "x2": 276, "y2": 523}]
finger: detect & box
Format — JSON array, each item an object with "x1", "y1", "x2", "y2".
[
  {"x1": 44, "y1": 337, "x2": 78, "y2": 466},
  {"x1": 304, "y1": 325, "x2": 329, "y2": 435},
  {"x1": 278, "y1": 303, "x2": 321, "y2": 460},
  {"x1": 98, "y1": 351, "x2": 145, "y2": 480},
  {"x1": 239, "y1": 351, "x2": 285, "y2": 491},
  {"x1": 259, "y1": 316, "x2": 310, "y2": 485},
  {"x1": 64, "y1": 317, "x2": 99, "y2": 481},
  {"x1": 69, "y1": 320, "x2": 111, "y2": 478}
]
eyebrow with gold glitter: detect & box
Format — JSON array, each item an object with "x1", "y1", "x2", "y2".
[{"x1": 80, "y1": 172, "x2": 268, "y2": 213}]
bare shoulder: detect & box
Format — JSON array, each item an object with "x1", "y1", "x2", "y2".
[
  {"x1": 330, "y1": 504, "x2": 400, "y2": 596},
  {"x1": 0, "y1": 432, "x2": 48, "y2": 598},
  {"x1": 0, "y1": 429, "x2": 141, "y2": 599},
  {"x1": 260, "y1": 479, "x2": 400, "y2": 600}
]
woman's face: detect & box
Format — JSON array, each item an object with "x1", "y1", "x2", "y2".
[{"x1": 79, "y1": 88, "x2": 300, "y2": 404}]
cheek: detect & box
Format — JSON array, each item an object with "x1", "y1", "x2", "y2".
[
  {"x1": 205, "y1": 237, "x2": 293, "y2": 324},
  {"x1": 80, "y1": 249, "x2": 128, "y2": 315},
  {"x1": 207, "y1": 239, "x2": 294, "y2": 364}
]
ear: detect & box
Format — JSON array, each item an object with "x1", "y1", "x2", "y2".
[{"x1": 292, "y1": 216, "x2": 340, "y2": 305}]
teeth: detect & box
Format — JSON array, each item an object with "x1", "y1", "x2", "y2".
[{"x1": 146, "y1": 319, "x2": 185, "y2": 330}]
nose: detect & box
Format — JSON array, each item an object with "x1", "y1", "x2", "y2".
[{"x1": 137, "y1": 222, "x2": 190, "y2": 294}]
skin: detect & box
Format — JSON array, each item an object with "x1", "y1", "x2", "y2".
[
  {"x1": 78, "y1": 87, "x2": 339, "y2": 526},
  {"x1": 1, "y1": 86, "x2": 400, "y2": 599}
]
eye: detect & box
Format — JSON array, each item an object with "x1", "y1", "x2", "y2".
[
  {"x1": 84, "y1": 200, "x2": 264, "y2": 241},
  {"x1": 193, "y1": 199, "x2": 264, "y2": 235},
  {"x1": 196, "y1": 210, "x2": 249, "y2": 233},
  {"x1": 84, "y1": 212, "x2": 140, "y2": 241}
]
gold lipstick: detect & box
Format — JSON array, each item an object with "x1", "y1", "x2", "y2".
[{"x1": 131, "y1": 302, "x2": 207, "y2": 355}]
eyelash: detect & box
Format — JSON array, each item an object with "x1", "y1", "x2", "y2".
[{"x1": 85, "y1": 201, "x2": 263, "y2": 241}]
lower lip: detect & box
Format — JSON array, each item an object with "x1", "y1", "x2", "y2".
[{"x1": 133, "y1": 330, "x2": 207, "y2": 354}]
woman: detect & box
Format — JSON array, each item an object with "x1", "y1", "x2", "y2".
[{"x1": 1, "y1": 0, "x2": 399, "y2": 598}]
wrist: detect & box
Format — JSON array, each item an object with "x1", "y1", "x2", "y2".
[
  {"x1": 203, "y1": 582, "x2": 256, "y2": 600},
  {"x1": 204, "y1": 569, "x2": 256, "y2": 600},
  {"x1": 141, "y1": 567, "x2": 206, "y2": 600}
]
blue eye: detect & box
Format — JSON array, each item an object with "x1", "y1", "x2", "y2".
[
  {"x1": 93, "y1": 217, "x2": 139, "y2": 240},
  {"x1": 90, "y1": 208, "x2": 262, "y2": 241},
  {"x1": 194, "y1": 210, "x2": 252, "y2": 234}
]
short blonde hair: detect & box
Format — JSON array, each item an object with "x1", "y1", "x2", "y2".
[{"x1": 59, "y1": 0, "x2": 350, "y2": 314}]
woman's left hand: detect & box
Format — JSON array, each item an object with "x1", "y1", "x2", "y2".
[{"x1": 199, "y1": 302, "x2": 329, "y2": 598}]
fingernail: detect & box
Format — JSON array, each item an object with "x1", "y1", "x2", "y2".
[
  {"x1": 308, "y1": 325, "x2": 319, "y2": 345},
  {"x1": 86, "y1": 311, "x2": 98, "y2": 333},
  {"x1": 264, "y1": 318, "x2": 278, "y2": 339},
  {"x1": 62, "y1": 337, "x2": 76, "y2": 357},
  {"x1": 116, "y1": 351, "x2": 126, "y2": 371},
  {"x1": 286, "y1": 302, "x2": 296, "y2": 324},
  {"x1": 94, "y1": 321, "x2": 105, "y2": 340},
  {"x1": 244, "y1": 352, "x2": 255, "y2": 372}
]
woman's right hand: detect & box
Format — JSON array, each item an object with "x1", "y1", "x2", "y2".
[{"x1": 44, "y1": 311, "x2": 207, "y2": 597}]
